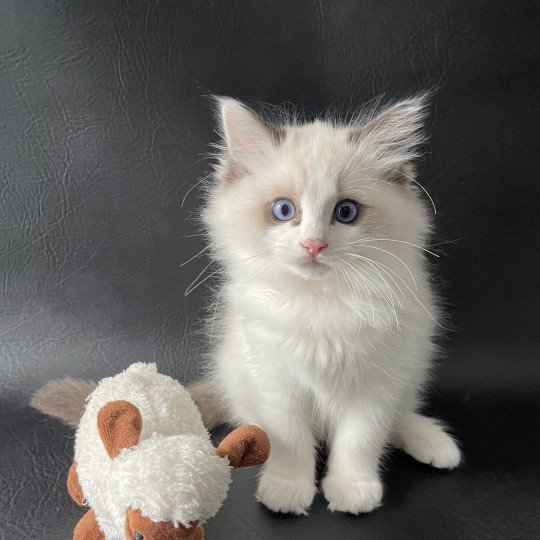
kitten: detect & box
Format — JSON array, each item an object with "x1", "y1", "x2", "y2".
[
  {"x1": 190, "y1": 95, "x2": 461, "y2": 515},
  {"x1": 32, "y1": 94, "x2": 461, "y2": 516}
]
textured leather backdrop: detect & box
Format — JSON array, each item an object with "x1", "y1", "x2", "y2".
[{"x1": 0, "y1": 1, "x2": 538, "y2": 538}]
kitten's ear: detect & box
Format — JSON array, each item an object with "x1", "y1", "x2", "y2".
[
  {"x1": 349, "y1": 94, "x2": 429, "y2": 181},
  {"x1": 216, "y1": 97, "x2": 280, "y2": 163}
]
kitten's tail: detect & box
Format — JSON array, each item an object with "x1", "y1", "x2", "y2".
[
  {"x1": 188, "y1": 378, "x2": 228, "y2": 430},
  {"x1": 30, "y1": 378, "x2": 97, "y2": 427},
  {"x1": 31, "y1": 376, "x2": 228, "y2": 431}
]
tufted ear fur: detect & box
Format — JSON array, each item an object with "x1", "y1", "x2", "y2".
[
  {"x1": 348, "y1": 94, "x2": 429, "y2": 182},
  {"x1": 97, "y1": 400, "x2": 142, "y2": 459},
  {"x1": 216, "y1": 97, "x2": 282, "y2": 174},
  {"x1": 216, "y1": 424, "x2": 270, "y2": 468}
]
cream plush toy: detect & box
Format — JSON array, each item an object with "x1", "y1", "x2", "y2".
[{"x1": 67, "y1": 363, "x2": 270, "y2": 540}]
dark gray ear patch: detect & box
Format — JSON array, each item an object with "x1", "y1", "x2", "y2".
[
  {"x1": 268, "y1": 124, "x2": 285, "y2": 145},
  {"x1": 222, "y1": 159, "x2": 249, "y2": 183},
  {"x1": 384, "y1": 163, "x2": 415, "y2": 185},
  {"x1": 347, "y1": 128, "x2": 363, "y2": 145}
]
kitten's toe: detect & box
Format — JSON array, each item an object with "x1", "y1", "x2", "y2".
[
  {"x1": 257, "y1": 472, "x2": 316, "y2": 515},
  {"x1": 322, "y1": 475, "x2": 383, "y2": 514},
  {"x1": 403, "y1": 432, "x2": 462, "y2": 469}
]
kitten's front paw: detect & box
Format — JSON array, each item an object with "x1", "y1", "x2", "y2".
[
  {"x1": 257, "y1": 472, "x2": 316, "y2": 515},
  {"x1": 322, "y1": 474, "x2": 383, "y2": 514}
]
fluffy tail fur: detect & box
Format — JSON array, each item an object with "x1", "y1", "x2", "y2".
[
  {"x1": 31, "y1": 376, "x2": 227, "y2": 431},
  {"x1": 30, "y1": 378, "x2": 97, "y2": 427},
  {"x1": 187, "y1": 378, "x2": 228, "y2": 430}
]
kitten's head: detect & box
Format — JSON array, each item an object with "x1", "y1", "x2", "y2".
[{"x1": 203, "y1": 96, "x2": 432, "y2": 285}]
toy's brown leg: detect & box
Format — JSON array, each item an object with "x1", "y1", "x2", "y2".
[
  {"x1": 193, "y1": 524, "x2": 205, "y2": 540},
  {"x1": 73, "y1": 509, "x2": 104, "y2": 540},
  {"x1": 67, "y1": 462, "x2": 84, "y2": 506}
]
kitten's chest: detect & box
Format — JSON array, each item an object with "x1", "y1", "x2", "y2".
[{"x1": 233, "y1": 287, "x2": 390, "y2": 367}]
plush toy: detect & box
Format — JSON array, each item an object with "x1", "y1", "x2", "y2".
[{"x1": 67, "y1": 362, "x2": 270, "y2": 539}]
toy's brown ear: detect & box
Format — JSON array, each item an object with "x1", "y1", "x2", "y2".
[
  {"x1": 97, "y1": 400, "x2": 142, "y2": 459},
  {"x1": 216, "y1": 424, "x2": 270, "y2": 468}
]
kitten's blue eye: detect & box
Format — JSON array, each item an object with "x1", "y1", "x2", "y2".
[
  {"x1": 272, "y1": 199, "x2": 296, "y2": 221},
  {"x1": 334, "y1": 200, "x2": 359, "y2": 224}
]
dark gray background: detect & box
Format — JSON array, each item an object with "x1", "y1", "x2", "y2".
[{"x1": 0, "y1": 1, "x2": 538, "y2": 538}]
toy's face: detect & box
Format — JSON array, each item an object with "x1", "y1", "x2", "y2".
[{"x1": 125, "y1": 508, "x2": 204, "y2": 540}]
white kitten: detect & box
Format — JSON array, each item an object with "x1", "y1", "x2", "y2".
[{"x1": 191, "y1": 95, "x2": 461, "y2": 515}]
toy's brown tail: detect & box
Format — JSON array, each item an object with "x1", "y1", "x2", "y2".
[
  {"x1": 30, "y1": 378, "x2": 96, "y2": 426},
  {"x1": 188, "y1": 378, "x2": 228, "y2": 430}
]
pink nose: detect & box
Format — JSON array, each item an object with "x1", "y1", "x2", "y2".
[{"x1": 301, "y1": 239, "x2": 328, "y2": 257}]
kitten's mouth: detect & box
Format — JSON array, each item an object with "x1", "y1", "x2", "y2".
[
  {"x1": 300, "y1": 257, "x2": 324, "y2": 268},
  {"x1": 302, "y1": 257, "x2": 324, "y2": 268},
  {"x1": 292, "y1": 256, "x2": 330, "y2": 278}
]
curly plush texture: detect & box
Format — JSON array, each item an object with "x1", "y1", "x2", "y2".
[
  {"x1": 74, "y1": 363, "x2": 231, "y2": 539},
  {"x1": 114, "y1": 435, "x2": 230, "y2": 526}
]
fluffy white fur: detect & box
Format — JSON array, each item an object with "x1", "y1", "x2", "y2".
[
  {"x1": 196, "y1": 95, "x2": 461, "y2": 515},
  {"x1": 75, "y1": 363, "x2": 231, "y2": 539}
]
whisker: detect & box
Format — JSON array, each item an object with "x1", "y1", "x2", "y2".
[
  {"x1": 181, "y1": 240, "x2": 280, "y2": 270},
  {"x1": 342, "y1": 252, "x2": 440, "y2": 327},
  {"x1": 359, "y1": 260, "x2": 406, "y2": 329},
  {"x1": 336, "y1": 261, "x2": 369, "y2": 342},
  {"x1": 240, "y1": 259, "x2": 280, "y2": 290},
  {"x1": 347, "y1": 254, "x2": 409, "y2": 304},
  {"x1": 185, "y1": 266, "x2": 221, "y2": 296},
  {"x1": 180, "y1": 245, "x2": 211, "y2": 267},
  {"x1": 359, "y1": 260, "x2": 404, "y2": 312},
  {"x1": 181, "y1": 232, "x2": 207, "y2": 239},
  {"x1": 347, "y1": 260, "x2": 400, "y2": 329},
  {"x1": 185, "y1": 250, "x2": 282, "y2": 296},
  {"x1": 344, "y1": 252, "x2": 411, "y2": 298},
  {"x1": 337, "y1": 257, "x2": 376, "y2": 327},
  {"x1": 208, "y1": 286, "x2": 224, "y2": 342},
  {"x1": 181, "y1": 174, "x2": 211, "y2": 208},
  {"x1": 344, "y1": 238, "x2": 439, "y2": 258},
  {"x1": 184, "y1": 260, "x2": 216, "y2": 296},
  {"x1": 345, "y1": 244, "x2": 418, "y2": 289}
]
